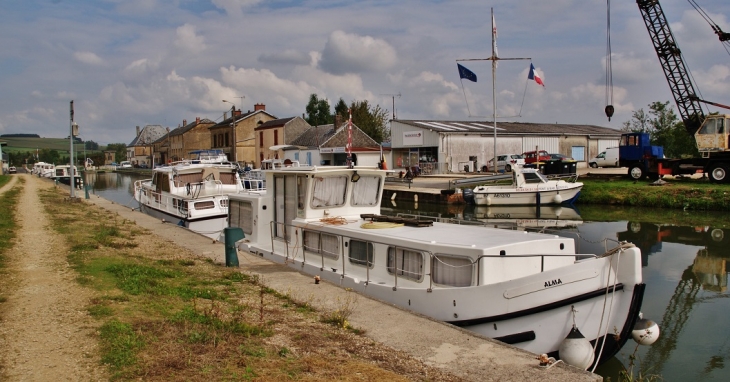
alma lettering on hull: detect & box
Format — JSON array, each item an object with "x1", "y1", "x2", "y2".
[{"x1": 544, "y1": 279, "x2": 563, "y2": 288}]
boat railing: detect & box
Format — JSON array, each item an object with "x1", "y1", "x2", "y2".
[
  {"x1": 544, "y1": 173, "x2": 580, "y2": 182},
  {"x1": 264, "y1": 220, "x2": 608, "y2": 291},
  {"x1": 135, "y1": 180, "x2": 189, "y2": 217}
]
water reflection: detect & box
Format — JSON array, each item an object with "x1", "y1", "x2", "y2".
[{"x1": 82, "y1": 171, "x2": 146, "y2": 209}]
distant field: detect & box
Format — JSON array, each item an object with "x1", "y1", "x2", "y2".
[{"x1": 2, "y1": 137, "x2": 85, "y2": 154}]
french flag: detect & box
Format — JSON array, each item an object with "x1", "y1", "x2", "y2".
[{"x1": 528, "y1": 63, "x2": 544, "y2": 87}]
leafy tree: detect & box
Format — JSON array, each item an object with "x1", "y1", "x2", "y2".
[
  {"x1": 85, "y1": 140, "x2": 99, "y2": 150},
  {"x1": 304, "y1": 94, "x2": 334, "y2": 126},
  {"x1": 622, "y1": 101, "x2": 698, "y2": 158},
  {"x1": 349, "y1": 100, "x2": 389, "y2": 144}
]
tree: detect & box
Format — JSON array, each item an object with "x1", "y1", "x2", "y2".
[
  {"x1": 349, "y1": 100, "x2": 389, "y2": 144},
  {"x1": 622, "y1": 101, "x2": 698, "y2": 158},
  {"x1": 334, "y1": 98, "x2": 349, "y2": 124},
  {"x1": 85, "y1": 140, "x2": 99, "y2": 150},
  {"x1": 304, "y1": 94, "x2": 333, "y2": 126}
]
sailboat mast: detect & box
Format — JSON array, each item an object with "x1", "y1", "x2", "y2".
[{"x1": 491, "y1": 7, "x2": 497, "y2": 174}]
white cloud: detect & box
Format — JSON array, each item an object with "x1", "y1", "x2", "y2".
[
  {"x1": 174, "y1": 24, "x2": 206, "y2": 55},
  {"x1": 74, "y1": 51, "x2": 104, "y2": 65},
  {"x1": 319, "y1": 31, "x2": 398, "y2": 75},
  {"x1": 211, "y1": 0, "x2": 260, "y2": 17}
]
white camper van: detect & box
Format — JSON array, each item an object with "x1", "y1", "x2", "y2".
[{"x1": 589, "y1": 147, "x2": 619, "y2": 168}]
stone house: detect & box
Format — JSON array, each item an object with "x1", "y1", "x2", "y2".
[
  {"x1": 167, "y1": 117, "x2": 216, "y2": 162},
  {"x1": 127, "y1": 125, "x2": 168, "y2": 167},
  {"x1": 209, "y1": 103, "x2": 276, "y2": 166},
  {"x1": 253, "y1": 116, "x2": 310, "y2": 167},
  {"x1": 286, "y1": 120, "x2": 382, "y2": 167}
]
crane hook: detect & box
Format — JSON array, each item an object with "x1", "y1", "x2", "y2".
[{"x1": 605, "y1": 105, "x2": 614, "y2": 121}]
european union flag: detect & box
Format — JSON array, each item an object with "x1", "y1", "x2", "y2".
[{"x1": 457, "y1": 63, "x2": 477, "y2": 82}]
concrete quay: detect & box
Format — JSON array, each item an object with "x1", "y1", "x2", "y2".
[{"x1": 75, "y1": 188, "x2": 601, "y2": 382}]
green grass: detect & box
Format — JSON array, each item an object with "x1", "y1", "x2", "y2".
[
  {"x1": 0, "y1": 178, "x2": 22, "y2": 269},
  {"x1": 577, "y1": 178, "x2": 730, "y2": 211},
  {"x1": 0, "y1": 175, "x2": 10, "y2": 188}
]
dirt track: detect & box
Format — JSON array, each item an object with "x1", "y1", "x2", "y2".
[{"x1": 0, "y1": 174, "x2": 106, "y2": 381}]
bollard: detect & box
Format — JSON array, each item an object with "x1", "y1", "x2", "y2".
[
  {"x1": 224, "y1": 227, "x2": 245, "y2": 267},
  {"x1": 85, "y1": 184, "x2": 90, "y2": 199}
]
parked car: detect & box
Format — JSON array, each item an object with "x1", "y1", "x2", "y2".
[
  {"x1": 523, "y1": 150, "x2": 551, "y2": 164},
  {"x1": 119, "y1": 161, "x2": 132, "y2": 168},
  {"x1": 8, "y1": 166, "x2": 17, "y2": 174},
  {"x1": 589, "y1": 147, "x2": 619, "y2": 168},
  {"x1": 486, "y1": 154, "x2": 525, "y2": 172},
  {"x1": 549, "y1": 153, "x2": 573, "y2": 161}
]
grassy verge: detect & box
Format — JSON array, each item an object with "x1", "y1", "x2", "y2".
[
  {"x1": 0, "y1": 177, "x2": 23, "y2": 302},
  {"x1": 576, "y1": 178, "x2": 730, "y2": 211},
  {"x1": 0, "y1": 175, "x2": 10, "y2": 189},
  {"x1": 38, "y1": 187, "x2": 458, "y2": 381}
]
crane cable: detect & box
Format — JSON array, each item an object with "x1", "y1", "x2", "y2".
[
  {"x1": 687, "y1": 0, "x2": 730, "y2": 56},
  {"x1": 604, "y1": 0, "x2": 615, "y2": 121}
]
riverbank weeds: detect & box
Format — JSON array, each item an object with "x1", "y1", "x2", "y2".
[{"x1": 38, "y1": 187, "x2": 462, "y2": 381}]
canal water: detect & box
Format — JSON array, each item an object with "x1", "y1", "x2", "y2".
[{"x1": 86, "y1": 171, "x2": 730, "y2": 381}]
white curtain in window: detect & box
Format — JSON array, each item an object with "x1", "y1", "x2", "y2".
[
  {"x1": 303, "y1": 230, "x2": 320, "y2": 252},
  {"x1": 433, "y1": 255, "x2": 473, "y2": 287},
  {"x1": 388, "y1": 248, "x2": 423, "y2": 281},
  {"x1": 320, "y1": 233, "x2": 339, "y2": 259},
  {"x1": 311, "y1": 176, "x2": 347, "y2": 207},
  {"x1": 352, "y1": 176, "x2": 380, "y2": 206}
]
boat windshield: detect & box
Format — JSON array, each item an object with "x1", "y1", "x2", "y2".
[{"x1": 523, "y1": 171, "x2": 547, "y2": 184}]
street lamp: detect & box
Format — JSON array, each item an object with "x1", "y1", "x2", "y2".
[{"x1": 222, "y1": 100, "x2": 237, "y2": 163}]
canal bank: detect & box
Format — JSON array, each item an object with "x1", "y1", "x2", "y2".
[{"x1": 70, "y1": 180, "x2": 599, "y2": 381}]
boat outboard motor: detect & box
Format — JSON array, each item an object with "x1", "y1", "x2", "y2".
[{"x1": 462, "y1": 188, "x2": 475, "y2": 205}]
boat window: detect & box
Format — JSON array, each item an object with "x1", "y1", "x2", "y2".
[
  {"x1": 349, "y1": 239, "x2": 373, "y2": 267},
  {"x1": 387, "y1": 247, "x2": 424, "y2": 281},
  {"x1": 523, "y1": 172, "x2": 544, "y2": 184},
  {"x1": 193, "y1": 201, "x2": 215, "y2": 210},
  {"x1": 297, "y1": 175, "x2": 307, "y2": 217},
  {"x1": 175, "y1": 172, "x2": 203, "y2": 187},
  {"x1": 432, "y1": 255, "x2": 474, "y2": 287},
  {"x1": 351, "y1": 175, "x2": 381, "y2": 206},
  {"x1": 303, "y1": 230, "x2": 339, "y2": 259},
  {"x1": 219, "y1": 172, "x2": 236, "y2": 185},
  {"x1": 229, "y1": 200, "x2": 253, "y2": 234},
  {"x1": 311, "y1": 175, "x2": 347, "y2": 208}
]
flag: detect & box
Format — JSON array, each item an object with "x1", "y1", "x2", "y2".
[
  {"x1": 528, "y1": 63, "x2": 544, "y2": 86},
  {"x1": 492, "y1": 12, "x2": 498, "y2": 62},
  {"x1": 457, "y1": 63, "x2": 477, "y2": 82}
]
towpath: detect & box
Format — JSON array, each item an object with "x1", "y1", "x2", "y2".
[{"x1": 0, "y1": 174, "x2": 107, "y2": 381}]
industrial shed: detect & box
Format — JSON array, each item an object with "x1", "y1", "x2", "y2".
[{"x1": 390, "y1": 119, "x2": 621, "y2": 174}]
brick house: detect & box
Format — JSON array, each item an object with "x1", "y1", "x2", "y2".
[
  {"x1": 253, "y1": 116, "x2": 310, "y2": 167},
  {"x1": 209, "y1": 103, "x2": 276, "y2": 166},
  {"x1": 168, "y1": 117, "x2": 216, "y2": 162}
]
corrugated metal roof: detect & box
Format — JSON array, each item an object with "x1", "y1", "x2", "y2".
[{"x1": 395, "y1": 119, "x2": 621, "y2": 136}]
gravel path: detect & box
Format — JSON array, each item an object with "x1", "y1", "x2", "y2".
[{"x1": 0, "y1": 174, "x2": 107, "y2": 381}]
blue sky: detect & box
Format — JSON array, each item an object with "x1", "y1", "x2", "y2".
[{"x1": 1, "y1": 0, "x2": 729, "y2": 144}]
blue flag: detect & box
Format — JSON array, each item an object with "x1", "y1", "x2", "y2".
[{"x1": 457, "y1": 63, "x2": 477, "y2": 82}]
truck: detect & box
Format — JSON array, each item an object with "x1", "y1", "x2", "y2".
[{"x1": 622, "y1": 1, "x2": 730, "y2": 183}]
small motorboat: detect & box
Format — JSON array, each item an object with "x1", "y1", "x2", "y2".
[{"x1": 468, "y1": 165, "x2": 583, "y2": 206}]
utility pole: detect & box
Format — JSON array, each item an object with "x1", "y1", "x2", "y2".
[{"x1": 69, "y1": 101, "x2": 78, "y2": 198}]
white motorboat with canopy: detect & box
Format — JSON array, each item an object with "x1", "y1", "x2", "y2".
[{"x1": 227, "y1": 164, "x2": 648, "y2": 368}]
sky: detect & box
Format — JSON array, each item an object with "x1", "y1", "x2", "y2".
[{"x1": 1, "y1": 0, "x2": 729, "y2": 145}]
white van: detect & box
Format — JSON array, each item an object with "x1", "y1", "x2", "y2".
[
  {"x1": 589, "y1": 147, "x2": 619, "y2": 168},
  {"x1": 119, "y1": 161, "x2": 132, "y2": 168}
]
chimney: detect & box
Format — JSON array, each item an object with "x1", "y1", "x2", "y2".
[
  {"x1": 136, "y1": 126, "x2": 140, "y2": 137},
  {"x1": 183, "y1": 119, "x2": 187, "y2": 126},
  {"x1": 234, "y1": 109, "x2": 242, "y2": 117},
  {"x1": 196, "y1": 117, "x2": 200, "y2": 124},
  {"x1": 166, "y1": 127, "x2": 170, "y2": 132},
  {"x1": 254, "y1": 103, "x2": 265, "y2": 111},
  {"x1": 224, "y1": 112, "x2": 228, "y2": 120}
]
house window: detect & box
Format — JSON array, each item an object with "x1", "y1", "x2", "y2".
[
  {"x1": 259, "y1": 131, "x2": 264, "y2": 147},
  {"x1": 274, "y1": 130, "x2": 279, "y2": 145},
  {"x1": 303, "y1": 230, "x2": 339, "y2": 259},
  {"x1": 349, "y1": 239, "x2": 373, "y2": 267},
  {"x1": 387, "y1": 247, "x2": 424, "y2": 281},
  {"x1": 213, "y1": 135, "x2": 217, "y2": 147},
  {"x1": 225, "y1": 133, "x2": 229, "y2": 147},
  {"x1": 432, "y1": 255, "x2": 473, "y2": 287}
]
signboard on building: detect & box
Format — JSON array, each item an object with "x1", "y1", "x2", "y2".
[
  {"x1": 320, "y1": 147, "x2": 346, "y2": 153},
  {"x1": 403, "y1": 131, "x2": 423, "y2": 146}
]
